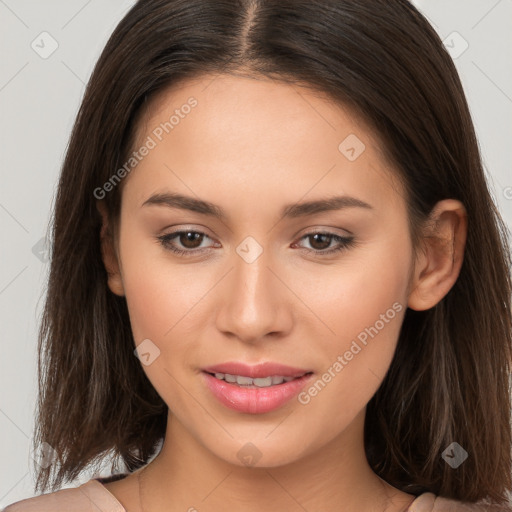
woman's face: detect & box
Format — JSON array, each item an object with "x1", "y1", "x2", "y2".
[{"x1": 111, "y1": 73, "x2": 416, "y2": 467}]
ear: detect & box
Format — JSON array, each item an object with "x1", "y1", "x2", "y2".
[
  {"x1": 96, "y1": 200, "x2": 125, "y2": 296},
  {"x1": 408, "y1": 199, "x2": 467, "y2": 311}
]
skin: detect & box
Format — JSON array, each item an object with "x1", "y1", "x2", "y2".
[{"x1": 98, "y1": 73, "x2": 467, "y2": 512}]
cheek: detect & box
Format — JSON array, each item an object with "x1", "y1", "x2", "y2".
[
  {"x1": 118, "y1": 226, "x2": 208, "y2": 343},
  {"x1": 296, "y1": 296, "x2": 407, "y2": 437},
  {"x1": 298, "y1": 238, "x2": 412, "y2": 411},
  {"x1": 117, "y1": 234, "x2": 205, "y2": 409},
  {"x1": 311, "y1": 234, "x2": 412, "y2": 343}
]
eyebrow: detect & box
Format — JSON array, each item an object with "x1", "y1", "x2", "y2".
[{"x1": 141, "y1": 192, "x2": 373, "y2": 221}]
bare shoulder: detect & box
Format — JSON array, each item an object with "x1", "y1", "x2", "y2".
[
  {"x1": 101, "y1": 472, "x2": 140, "y2": 509},
  {"x1": 2, "y1": 479, "x2": 125, "y2": 512}
]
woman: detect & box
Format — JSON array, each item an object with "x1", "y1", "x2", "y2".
[{"x1": 4, "y1": 0, "x2": 512, "y2": 510}]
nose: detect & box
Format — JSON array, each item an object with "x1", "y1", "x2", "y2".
[{"x1": 215, "y1": 246, "x2": 293, "y2": 344}]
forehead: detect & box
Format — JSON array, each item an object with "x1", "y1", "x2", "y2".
[
  {"x1": 136, "y1": 72, "x2": 379, "y2": 149},
  {"x1": 124, "y1": 73, "x2": 405, "y2": 214}
]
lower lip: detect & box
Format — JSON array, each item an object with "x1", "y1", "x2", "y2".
[{"x1": 201, "y1": 371, "x2": 313, "y2": 414}]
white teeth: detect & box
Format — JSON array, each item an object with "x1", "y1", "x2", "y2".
[
  {"x1": 237, "y1": 375, "x2": 254, "y2": 386},
  {"x1": 271, "y1": 375, "x2": 283, "y2": 385},
  {"x1": 253, "y1": 376, "x2": 273, "y2": 387},
  {"x1": 212, "y1": 372, "x2": 300, "y2": 387}
]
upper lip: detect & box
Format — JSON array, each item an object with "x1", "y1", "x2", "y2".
[{"x1": 202, "y1": 362, "x2": 312, "y2": 379}]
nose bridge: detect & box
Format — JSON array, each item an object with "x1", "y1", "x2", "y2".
[{"x1": 216, "y1": 240, "x2": 290, "y2": 341}]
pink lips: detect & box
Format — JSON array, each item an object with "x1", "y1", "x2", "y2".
[
  {"x1": 201, "y1": 361, "x2": 314, "y2": 414},
  {"x1": 202, "y1": 361, "x2": 311, "y2": 379}
]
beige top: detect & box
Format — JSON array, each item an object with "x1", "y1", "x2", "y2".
[{"x1": 3, "y1": 478, "x2": 512, "y2": 511}]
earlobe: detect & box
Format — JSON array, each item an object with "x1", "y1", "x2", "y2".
[
  {"x1": 96, "y1": 200, "x2": 125, "y2": 297},
  {"x1": 407, "y1": 199, "x2": 467, "y2": 311}
]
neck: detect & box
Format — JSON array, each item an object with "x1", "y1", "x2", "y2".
[{"x1": 138, "y1": 408, "x2": 415, "y2": 512}]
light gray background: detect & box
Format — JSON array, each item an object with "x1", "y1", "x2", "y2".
[{"x1": 1, "y1": 0, "x2": 511, "y2": 506}]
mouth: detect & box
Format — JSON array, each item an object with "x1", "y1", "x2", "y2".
[
  {"x1": 201, "y1": 361, "x2": 312, "y2": 379},
  {"x1": 201, "y1": 369, "x2": 315, "y2": 414},
  {"x1": 203, "y1": 371, "x2": 314, "y2": 389}
]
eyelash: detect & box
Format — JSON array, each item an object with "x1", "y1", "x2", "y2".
[{"x1": 156, "y1": 230, "x2": 355, "y2": 257}]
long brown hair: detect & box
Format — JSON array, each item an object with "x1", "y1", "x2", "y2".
[{"x1": 34, "y1": 0, "x2": 512, "y2": 503}]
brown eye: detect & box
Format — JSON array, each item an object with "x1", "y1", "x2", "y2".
[
  {"x1": 178, "y1": 231, "x2": 204, "y2": 249},
  {"x1": 293, "y1": 232, "x2": 355, "y2": 256},
  {"x1": 307, "y1": 233, "x2": 333, "y2": 251},
  {"x1": 157, "y1": 230, "x2": 215, "y2": 256}
]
